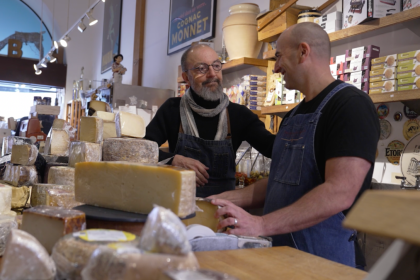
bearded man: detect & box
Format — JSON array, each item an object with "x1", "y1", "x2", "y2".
[{"x1": 144, "y1": 44, "x2": 276, "y2": 197}]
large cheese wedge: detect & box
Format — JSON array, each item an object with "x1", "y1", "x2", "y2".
[
  {"x1": 69, "y1": 141, "x2": 102, "y2": 168},
  {"x1": 31, "y1": 184, "x2": 74, "y2": 207},
  {"x1": 102, "y1": 138, "x2": 158, "y2": 164},
  {"x1": 11, "y1": 144, "x2": 38, "y2": 166},
  {"x1": 93, "y1": 111, "x2": 115, "y2": 121},
  {"x1": 2, "y1": 136, "x2": 32, "y2": 156},
  {"x1": 103, "y1": 121, "x2": 117, "y2": 139},
  {"x1": 46, "y1": 189, "x2": 81, "y2": 209},
  {"x1": 21, "y1": 206, "x2": 86, "y2": 254},
  {"x1": 52, "y1": 229, "x2": 140, "y2": 279},
  {"x1": 0, "y1": 229, "x2": 56, "y2": 280},
  {"x1": 0, "y1": 214, "x2": 18, "y2": 256},
  {"x1": 3, "y1": 164, "x2": 38, "y2": 187},
  {"x1": 48, "y1": 166, "x2": 75, "y2": 186},
  {"x1": 89, "y1": 100, "x2": 107, "y2": 112},
  {"x1": 115, "y1": 111, "x2": 145, "y2": 138},
  {"x1": 75, "y1": 162, "x2": 196, "y2": 217},
  {"x1": 182, "y1": 198, "x2": 220, "y2": 232},
  {"x1": 50, "y1": 129, "x2": 70, "y2": 156},
  {"x1": 80, "y1": 117, "x2": 103, "y2": 143},
  {"x1": 0, "y1": 184, "x2": 12, "y2": 214}
]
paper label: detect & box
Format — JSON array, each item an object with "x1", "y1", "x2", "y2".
[{"x1": 74, "y1": 229, "x2": 136, "y2": 242}]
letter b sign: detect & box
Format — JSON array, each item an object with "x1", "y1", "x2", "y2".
[{"x1": 8, "y1": 39, "x2": 23, "y2": 58}]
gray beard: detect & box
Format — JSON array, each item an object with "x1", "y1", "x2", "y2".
[{"x1": 194, "y1": 83, "x2": 223, "y2": 101}]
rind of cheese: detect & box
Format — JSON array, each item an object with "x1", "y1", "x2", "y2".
[
  {"x1": 46, "y1": 189, "x2": 82, "y2": 209},
  {"x1": 102, "y1": 138, "x2": 158, "y2": 164},
  {"x1": 103, "y1": 121, "x2": 117, "y2": 139},
  {"x1": 11, "y1": 185, "x2": 30, "y2": 209},
  {"x1": 21, "y1": 206, "x2": 86, "y2": 254},
  {"x1": 0, "y1": 229, "x2": 56, "y2": 280},
  {"x1": 11, "y1": 144, "x2": 38, "y2": 166},
  {"x1": 52, "y1": 119, "x2": 65, "y2": 129},
  {"x1": 2, "y1": 136, "x2": 32, "y2": 156},
  {"x1": 115, "y1": 111, "x2": 145, "y2": 138},
  {"x1": 89, "y1": 100, "x2": 107, "y2": 112},
  {"x1": 3, "y1": 164, "x2": 38, "y2": 187},
  {"x1": 75, "y1": 162, "x2": 196, "y2": 217},
  {"x1": 80, "y1": 117, "x2": 103, "y2": 144},
  {"x1": 0, "y1": 214, "x2": 18, "y2": 256},
  {"x1": 182, "y1": 198, "x2": 220, "y2": 232},
  {"x1": 48, "y1": 166, "x2": 75, "y2": 186},
  {"x1": 52, "y1": 229, "x2": 140, "y2": 280},
  {"x1": 69, "y1": 141, "x2": 102, "y2": 168},
  {"x1": 31, "y1": 184, "x2": 74, "y2": 207},
  {"x1": 92, "y1": 111, "x2": 115, "y2": 121},
  {"x1": 50, "y1": 129, "x2": 70, "y2": 156},
  {"x1": 0, "y1": 184, "x2": 12, "y2": 214}
]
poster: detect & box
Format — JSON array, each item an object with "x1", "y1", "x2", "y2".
[
  {"x1": 167, "y1": 0, "x2": 216, "y2": 55},
  {"x1": 101, "y1": 0, "x2": 123, "y2": 73}
]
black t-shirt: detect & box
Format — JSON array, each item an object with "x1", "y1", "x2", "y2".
[{"x1": 280, "y1": 80, "x2": 380, "y2": 215}]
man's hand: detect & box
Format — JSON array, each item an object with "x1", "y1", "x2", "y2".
[
  {"x1": 172, "y1": 154, "x2": 209, "y2": 187},
  {"x1": 212, "y1": 198, "x2": 265, "y2": 236}
]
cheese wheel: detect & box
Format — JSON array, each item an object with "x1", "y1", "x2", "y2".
[
  {"x1": 115, "y1": 111, "x2": 145, "y2": 138},
  {"x1": 3, "y1": 164, "x2": 38, "y2": 187},
  {"x1": 50, "y1": 129, "x2": 71, "y2": 156},
  {"x1": 11, "y1": 144, "x2": 38, "y2": 166},
  {"x1": 48, "y1": 166, "x2": 75, "y2": 186},
  {"x1": 31, "y1": 184, "x2": 74, "y2": 207},
  {"x1": 102, "y1": 138, "x2": 158, "y2": 164},
  {"x1": 89, "y1": 100, "x2": 107, "y2": 112},
  {"x1": 69, "y1": 141, "x2": 102, "y2": 168},
  {"x1": 0, "y1": 214, "x2": 18, "y2": 256},
  {"x1": 80, "y1": 117, "x2": 103, "y2": 144}
]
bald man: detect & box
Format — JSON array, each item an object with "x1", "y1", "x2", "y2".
[
  {"x1": 209, "y1": 23, "x2": 379, "y2": 268},
  {"x1": 144, "y1": 44, "x2": 276, "y2": 197}
]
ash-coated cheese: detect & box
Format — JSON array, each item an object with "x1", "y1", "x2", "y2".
[
  {"x1": 75, "y1": 162, "x2": 196, "y2": 217},
  {"x1": 0, "y1": 229, "x2": 56, "y2": 280},
  {"x1": 31, "y1": 184, "x2": 74, "y2": 207},
  {"x1": 69, "y1": 141, "x2": 102, "y2": 167},
  {"x1": 115, "y1": 111, "x2": 145, "y2": 138},
  {"x1": 80, "y1": 117, "x2": 103, "y2": 143},
  {"x1": 0, "y1": 214, "x2": 18, "y2": 256},
  {"x1": 92, "y1": 111, "x2": 115, "y2": 121},
  {"x1": 3, "y1": 164, "x2": 38, "y2": 187},
  {"x1": 182, "y1": 198, "x2": 220, "y2": 232},
  {"x1": 103, "y1": 121, "x2": 117, "y2": 139},
  {"x1": 46, "y1": 189, "x2": 81, "y2": 209},
  {"x1": 102, "y1": 138, "x2": 158, "y2": 164},
  {"x1": 50, "y1": 129, "x2": 70, "y2": 156},
  {"x1": 11, "y1": 144, "x2": 38, "y2": 166},
  {"x1": 21, "y1": 206, "x2": 86, "y2": 254},
  {"x1": 0, "y1": 184, "x2": 12, "y2": 214},
  {"x1": 48, "y1": 166, "x2": 75, "y2": 186}
]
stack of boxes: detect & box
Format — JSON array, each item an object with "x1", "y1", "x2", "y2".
[
  {"x1": 369, "y1": 54, "x2": 398, "y2": 94},
  {"x1": 330, "y1": 54, "x2": 346, "y2": 81},
  {"x1": 397, "y1": 50, "x2": 420, "y2": 91},
  {"x1": 314, "y1": 11, "x2": 342, "y2": 33},
  {"x1": 243, "y1": 75, "x2": 267, "y2": 111}
]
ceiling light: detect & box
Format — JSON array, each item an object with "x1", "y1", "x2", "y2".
[
  {"x1": 60, "y1": 35, "x2": 71, "y2": 47},
  {"x1": 102, "y1": 0, "x2": 105, "y2": 2},
  {"x1": 86, "y1": 9, "x2": 98, "y2": 26},
  {"x1": 40, "y1": 59, "x2": 47, "y2": 68},
  {"x1": 33, "y1": 64, "x2": 38, "y2": 71},
  {"x1": 54, "y1": 40, "x2": 59, "y2": 49},
  {"x1": 48, "y1": 52, "x2": 57, "y2": 63},
  {"x1": 35, "y1": 69, "x2": 42, "y2": 75},
  {"x1": 78, "y1": 19, "x2": 87, "y2": 32}
]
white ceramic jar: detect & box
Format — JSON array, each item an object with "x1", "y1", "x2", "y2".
[{"x1": 222, "y1": 3, "x2": 263, "y2": 60}]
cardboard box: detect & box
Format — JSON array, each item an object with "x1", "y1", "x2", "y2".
[
  {"x1": 345, "y1": 70, "x2": 370, "y2": 84},
  {"x1": 0, "y1": 129, "x2": 12, "y2": 138},
  {"x1": 370, "y1": 67, "x2": 397, "y2": 81},
  {"x1": 353, "y1": 82, "x2": 369, "y2": 93},
  {"x1": 337, "y1": 74, "x2": 345, "y2": 81},
  {"x1": 343, "y1": 0, "x2": 401, "y2": 29},
  {"x1": 398, "y1": 85, "x2": 418, "y2": 91},
  {"x1": 371, "y1": 54, "x2": 398, "y2": 70},
  {"x1": 370, "y1": 79, "x2": 397, "y2": 89},
  {"x1": 344, "y1": 58, "x2": 372, "y2": 73},
  {"x1": 336, "y1": 54, "x2": 346, "y2": 64},
  {"x1": 314, "y1": 11, "x2": 343, "y2": 24},
  {"x1": 402, "y1": 0, "x2": 420, "y2": 11},
  {"x1": 330, "y1": 62, "x2": 345, "y2": 75},
  {"x1": 398, "y1": 76, "x2": 420, "y2": 90},
  {"x1": 345, "y1": 46, "x2": 381, "y2": 61},
  {"x1": 396, "y1": 63, "x2": 420, "y2": 79},
  {"x1": 398, "y1": 50, "x2": 420, "y2": 61},
  {"x1": 319, "y1": 20, "x2": 342, "y2": 31},
  {"x1": 398, "y1": 59, "x2": 420, "y2": 67},
  {"x1": 369, "y1": 86, "x2": 396, "y2": 94}
]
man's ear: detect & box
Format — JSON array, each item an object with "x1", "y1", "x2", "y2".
[
  {"x1": 299, "y1": 42, "x2": 310, "y2": 63},
  {"x1": 182, "y1": 72, "x2": 191, "y2": 86}
]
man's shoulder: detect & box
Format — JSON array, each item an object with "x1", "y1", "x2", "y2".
[
  {"x1": 227, "y1": 102, "x2": 257, "y2": 117},
  {"x1": 327, "y1": 85, "x2": 374, "y2": 110},
  {"x1": 162, "y1": 97, "x2": 182, "y2": 108}
]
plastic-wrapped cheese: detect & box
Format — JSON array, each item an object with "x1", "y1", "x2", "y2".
[
  {"x1": 48, "y1": 166, "x2": 75, "y2": 186},
  {"x1": 0, "y1": 183, "x2": 12, "y2": 214},
  {"x1": 115, "y1": 111, "x2": 145, "y2": 138},
  {"x1": 0, "y1": 229, "x2": 56, "y2": 280},
  {"x1": 50, "y1": 129, "x2": 70, "y2": 156},
  {"x1": 3, "y1": 164, "x2": 38, "y2": 187},
  {"x1": 11, "y1": 144, "x2": 38, "y2": 166},
  {"x1": 1, "y1": 136, "x2": 32, "y2": 156},
  {"x1": 52, "y1": 229, "x2": 140, "y2": 280},
  {"x1": 182, "y1": 198, "x2": 220, "y2": 232},
  {"x1": 75, "y1": 162, "x2": 196, "y2": 217},
  {"x1": 102, "y1": 138, "x2": 158, "y2": 164},
  {"x1": 46, "y1": 189, "x2": 82, "y2": 209},
  {"x1": 69, "y1": 141, "x2": 102, "y2": 168},
  {"x1": 80, "y1": 117, "x2": 103, "y2": 144},
  {"x1": 0, "y1": 214, "x2": 18, "y2": 256},
  {"x1": 10, "y1": 184, "x2": 30, "y2": 209},
  {"x1": 31, "y1": 184, "x2": 74, "y2": 207},
  {"x1": 21, "y1": 206, "x2": 86, "y2": 254}
]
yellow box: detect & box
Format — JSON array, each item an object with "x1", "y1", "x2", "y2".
[
  {"x1": 371, "y1": 54, "x2": 397, "y2": 66},
  {"x1": 369, "y1": 80, "x2": 397, "y2": 90},
  {"x1": 397, "y1": 50, "x2": 420, "y2": 61}
]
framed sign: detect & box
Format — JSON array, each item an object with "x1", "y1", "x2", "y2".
[
  {"x1": 167, "y1": 0, "x2": 216, "y2": 55},
  {"x1": 101, "y1": 0, "x2": 123, "y2": 73}
]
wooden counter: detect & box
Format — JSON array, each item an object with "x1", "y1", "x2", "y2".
[{"x1": 195, "y1": 247, "x2": 367, "y2": 280}]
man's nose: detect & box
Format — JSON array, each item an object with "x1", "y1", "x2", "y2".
[
  {"x1": 207, "y1": 65, "x2": 217, "y2": 78},
  {"x1": 274, "y1": 61, "x2": 282, "y2": 74}
]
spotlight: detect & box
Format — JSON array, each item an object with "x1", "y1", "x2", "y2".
[
  {"x1": 60, "y1": 35, "x2": 71, "y2": 47},
  {"x1": 78, "y1": 19, "x2": 87, "y2": 33},
  {"x1": 48, "y1": 52, "x2": 57, "y2": 63},
  {"x1": 35, "y1": 69, "x2": 42, "y2": 75},
  {"x1": 54, "y1": 40, "x2": 59, "y2": 49},
  {"x1": 40, "y1": 59, "x2": 47, "y2": 68},
  {"x1": 34, "y1": 64, "x2": 42, "y2": 75},
  {"x1": 86, "y1": 9, "x2": 98, "y2": 26},
  {"x1": 33, "y1": 64, "x2": 38, "y2": 71},
  {"x1": 102, "y1": 0, "x2": 105, "y2": 2}
]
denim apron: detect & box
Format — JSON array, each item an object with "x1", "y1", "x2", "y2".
[
  {"x1": 263, "y1": 82, "x2": 357, "y2": 267},
  {"x1": 174, "y1": 109, "x2": 236, "y2": 197}
]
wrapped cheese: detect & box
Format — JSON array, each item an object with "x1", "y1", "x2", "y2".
[
  {"x1": 3, "y1": 164, "x2": 38, "y2": 187},
  {"x1": 115, "y1": 111, "x2": 145, "y2": 138},
  {"x1": 80, "y1": 117, "x2": 103, "y2": 144},
  {"x1": 11, "y1": 144, "x2": 38, "y2": 166},
  {"x1": 1, "y1": 136, "x2": 32, "y2": 156},
  {"x1": 68, "y1": 141, "x2": 102, "y2": 168},
  {"x1": 48, "y1": 166, "x2": 75, "y2": 186},
  {"x1": 31, "y1": 184, "x2": 74, "y2": 207},
  {"x1": 0, "y1": 214, "x2": 18, "y2": 256}
]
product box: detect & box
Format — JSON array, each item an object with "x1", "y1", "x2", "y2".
[
  {"x1": 398, "y1": 50, "x2": 420, "y2": 62},
  {"x1": 330, "y1": 55, "x2": 346, "y2": 64},
  {"x1": 319, "y1": 20, "x2": 342, "y2": 31},
  {"x1": 345, "y1": 70, "x2": 370, "y2": 84},
  {"x1": 330, "y1": 62, "x2": 345, "y2": 75},
  {"x1": 353, "y1": 82, "x2": 369, "y2": 93},
  {"x1": 369, "y1": 80, "x2": 397, "y2": 94},
  {"x1": 398, "y1": 76, "x2": 420, "y2": 86},
  {"x1": 242, "y1": 81, "x2": 266, "y2": 87},
  {"x1": 371, "y1": 54, "x2": 398, "y2": 70},
  {"x1": 242, "y1": 75, "x2": 267, "y2": 81},
  {"x1": 402, "y1": 0, "x2": 420, "y2": 11},
  {"x1": 370, "y1": 67, "x2": 397, "y2": 82},
  {"x1": 248, "y1": 91, "x2": 266, "y2": 97},
  {"x1": 398, "y1": 59, "x2": 420, "y2": 67},
  {"x1": 396, "y1": 63, "x2": 420, "y2": 79},
  {"x1": 244, "y1": 86, "x2": 266, "y2": 92},
  {"x1": 344, "y1": 58, "x2": 372, "y2": 73},
  {"x1": 345, "y1": 46, "x2": 380, "y2": 61},
  {"x1": 398, "y1": 84, "x2": 418, "y2": 91},
  {"x1": 337, "y1": 74, "x2": 345, "y2": 81},
  {"x1": 314, "y1": 11, "x2": 343, "y2": 24},
  {"x1": 343, "y1": 0, "x2": 401, "y2": 29}
]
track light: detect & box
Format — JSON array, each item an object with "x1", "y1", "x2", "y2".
[
  {"x1": 48, "y1": 52, "x2": 57, "y2": 63},
  {"x1": 54, "y1": 40, "x2": 59, "y2": 49},
  {"x1": 86, "y1": 9, "x2": 98, "y2": 26},
  {"x1": 34, "y1": 64, "x2": 42, "y2": 75},
  {"x1": 78, "y1": 18, "x2": 87, "y2": 33},
  {"x1": 40, "y1": 59, "x2": 47, "y2": 68},
  {"x1": 33, "y1": 64, "x2": 38, "y2": 71},
  {"x1": 60, "y1": 35, "x2": 71, "y2": 47}
]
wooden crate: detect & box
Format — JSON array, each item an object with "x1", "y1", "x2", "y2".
[
  {"x1": 66, "y1": 100, "x2": 84, "y2": 141},
  {"x1": 258, "y1": 8, "x2": 300, "y2": 43}
]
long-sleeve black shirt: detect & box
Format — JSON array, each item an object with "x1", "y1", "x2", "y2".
[{"x1": 144, "y1": 90, "x2": 276, "y2": 161}]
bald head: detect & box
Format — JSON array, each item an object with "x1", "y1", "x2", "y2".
[{"x1": 181, "y1": 44, "x2": 215, "y2": 72}]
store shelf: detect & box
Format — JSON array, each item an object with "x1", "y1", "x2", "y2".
[
  {"x1": 263, "y1": 6, "x2": 420, "y2": 60},
  {"x1": 261, "y1": 103, "x2": 299, "y2": 117}
]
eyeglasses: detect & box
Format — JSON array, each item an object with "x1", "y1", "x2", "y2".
[{"x1": 187, "y1": 61, "x2": 223, "y2": 74}]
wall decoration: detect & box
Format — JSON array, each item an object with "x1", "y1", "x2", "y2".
[
  {"x1": 167, "y1": 0, "x2": 216, "y2": 55},
  {"x1": 403, "y1": 105, "x2": 418, "y2": 119},
  {"x1": 377, "y1": 104, "x2": 389, "y2": 119},
  {"x1": 385, "y1": 140, "x2": 405, "y2": 166},
  {"x1": 393, "y1": 111, "x2": 403, "y2": 122},
  {"x1": 403, "y1": 119, "x2": 420, "y2": 140},
  {"x1": 400, "y1": 132, "x2": 420, "y2": 186},
  {"x1": 101, "y1": 0, "x2": 123, "y2": 73},
  {"x1": 379, "y1": 120, "x2": 392, "y2": 140}
]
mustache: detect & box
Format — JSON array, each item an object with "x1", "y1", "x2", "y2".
[{"x1": 202, "y1": 78, "x2": 221, "y2": 86}]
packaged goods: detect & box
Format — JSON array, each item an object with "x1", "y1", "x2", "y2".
[
  {"x1": 2, "y1": 136, "x2": 32, "y2": 156},
  {"x1": 80, "y1": 117, "x2": 104, "y2": 144},
  {"x1": 344, "y1": 58, "x2": 372, "y2": 73},
  {"x1": 92, "y1": 111, "x2": 115, "y2": 121},
  {"x1": 3, "y1": 164, "x2": 38, "y2": 187},
  {"x1": 48, "y1": 166, "x2": 75, "y2": 186},
  {"x1": 314, "y1": 11, "x2": 342, "y2": 24},
  {"x1": 242, "y1": 75, "x2": 267, "y2": 81},
  {"x1": 102, "y1": 138, "x2": 158, "y2": 164},
  {"x1": 89, "y1": 100, "x2": 107, "y2": 112},
  {"x1": 248, "y1": 91, "x2": 266, "y2": 97},
  {"x1": 370, "y1": 67, "x2": 397, "y2": 82},
  {"x1": 398, "y1": 76, "x2": 420, "y2": 90},
  {"x1": 50, "y1": 129, "x2": 70, "y2": 156},
  {"x1": 398, "y1": 85, "x2": 418, "y2": 91},
  {"x1": 369, "y1": 80, "x2": 397, "y2": 94},
  {"x1": 345, "y1": 70, "x2": 370, "y2": 84},
  {"x1": 75, "y1": 162, "x2": 196, "y2": 217},
  {"x1": 345, "y1": 45, "x2": 380, "y2": 61},
  {"x1": 398, "y1": 49, "x2": 420, "y2": 62},
  {"x1": 103, "y1": 121, "x2": 117, "y2": 139},
  {"x1": 372, "y1": 54, "x2": 397, "y2": 65},
  {"x1": 242, "y1": 80, "x2": 266, "y2": 87},
  {"x1": 115, "y1": 112, "x2": 146, "y2": 138},
  {"x1": 248, "y1": 106, "x2": 262, "y2": 110},
  {"x1": 0, "y1": 229, "x2": 56, "y2": 280},
  {"x1": 31, "y1": 184, "x2": 74, "y2": 207},
  {"x1": 11, "y1": 144, "x2": 38, "y2": 166},
  {"x1": 69, "y1": 141, "x2": 102, "y2": 168},
  {"x1": 244, "y1": 85, "x2": 266, "y2": 91},
  {"x1": 182, "y1": 198, "x2": 220, "y2": 232},
  {"x1": 319, "y1": 20, "x2": 342, "y2": 32},
  {"x1": 11, "y1": 185, "x2": 30, "y2": 209},
  {"x1": 0, "y1": 183, "x2": 12, "y2": 214},
  {"x1": 297, "y1": 10, "x2": 321, "y2": 23},
  {"x1": 353, "y1": 82, "x2": 369, "y2": 93},
  {"x1": 397, "y1": 63, "x2": 420, "y2": 79},
  {"x1": 46, "y1": 189, "x2": 81, "y2": 209},
  {"x1": 0, "y1": 214, "x2": 18, "y2": 256}
]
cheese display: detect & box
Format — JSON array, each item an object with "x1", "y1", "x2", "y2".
[
  {"x1": 89, "y1": 100, "x2": 107, "y2": 112},
  {"x1": 21, "y1": 206, "x2": 86, "y2": 254},
  {"x1": 2, "y1": 136, "x2": 32, "y2": 156},
  {"x1": 11, "y1": 144, "x2": 38, "y2": 166},
  {"x1": 103, "y1": 121, "x2": 117, "y2": 139},
  {"x1": 102, "y1": 138, "x2": 159, "y2": 164},
  {"x1": 11, "y1": 185, "x2": 30, "y2": 209},
  {"x1": 0, "y1": 184, "x2": 12, "y2": 214},
  {"x1": 50, "y1": 129, "x2": 70, "y2": 156},
  {"x1": 46, "y1": 189, "x2": 81, "y2": 209},
  {"x1": 0, "y1": 214, "x2": 18, "y2": 256},
  {"x1": 75, "y1": 162, "x2": 196, "y2": 217},
  {"x1": 52, "y1": 229, "x2": 140, "y2": 279},
  {"x1": 0, "y1": 229, "x2": 56, "y2": 280},
  {"x1": 3, "y1": 164, "x2": 38, "y2": 187},
  {"x1": 115, "y1": 111, "x2": 146, "y2": 138},
  {"x1": 48, "y1": 166, "x2": 75, "y2": 186},
  {"x1": 80, "y1": 117, "x2": 104, "y2": 144},
  {"x1": 69, "y1": 141, "x2": 102, "y2": 168},
  {"x1": 92, "y1": 111, "x2": 115, "y2": 121},
  {"x1": 160, "y1": 269, "x2": 239, "y2": 280},
  {"x1": 31, "y1": 184, "x2": 74, "y2": 207},
  {"x1": 52, "y1": 119, "x2": 65, "y2": 129},
  {"x1": 182, "y1": 198, "x2": 220, "y2": 232}
]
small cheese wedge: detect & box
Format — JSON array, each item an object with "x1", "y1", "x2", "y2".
[
  {"x1": 3, "y1": 164, "x2": 38, "y2": 187},
  {"x1": 103, "y1": 121, "x2": 117, "y2": 139},
  {"x1": 46, "y1": 189, "x2": 81, "y2": 209},
  {"x1": 182, "y1": 198, "x2": 220, "y2": 232},
  {"x1": 11, "y1": 185, "x2": 30, "y2": 209},
  {"x1": 80, "y1": 117, "x2": 103, "y2": 143},
  {"x1": 115, "y1": 112, "x2": 145, "y2": 138},
  {"x1": 21, "y1": 206, "x2": 86, "y2": 254},
  {"x1": 31, "y1": 184, "x2": 74, "y2": 207},
  {"x1": 102, "y1": 138, "x2": 158, "y2": 163},
  {"x1": 2, "y1": 136, "x2": 32, "y2": 156},
  {"x1": 93, "y1": 111, "x2": 115, "y2": 121},
  {"x1": 75, "y1": 162, "x2": 195, "y2": 217},
  {"x1": 11, "y1": 144, "x2": 38, "y2": 166},
  {"x1": 52, "y1": 119, "x2": 65, "y2": 129},
  {"x1": 89, "y1": 100, "x2": 107, "y2": 112},
  {"x1": 48, "y1": 166, "x2": 75, "y2": 186},
  {"x1": 0, "y1": 229, "x2": 56, "y2": 280},
  {"x1": 69, "y1": 141, "x2": 102, "y2": 167},
  {"x1": 0, "y1": 184, "x2": 12, "y2": 214},
  {"x1": 50, "y1": 129, "x2": 70, "y2": 156}
]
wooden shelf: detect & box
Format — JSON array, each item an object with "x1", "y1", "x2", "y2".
[
  {"x1": 177, "y1": 77, "x2": 185, "y2": 83},
  {"x1": 261, "y1": 103, "x2": 299, "y2": 117},
  {"x1": 263, "y1": 6, "x2": 420, "y2": 60}
]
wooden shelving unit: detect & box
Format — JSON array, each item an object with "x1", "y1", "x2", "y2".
[
  {"x1": 261, "y1": 103, "x2": 299, "y2": 117},
  {"x1": 263, "y1": 6, "x2": 420, "y2": 60}
]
